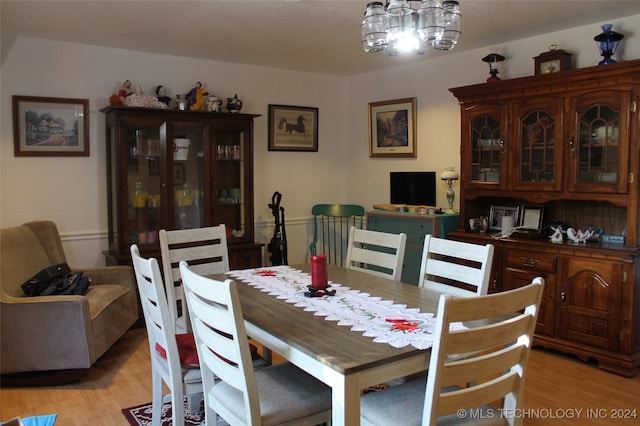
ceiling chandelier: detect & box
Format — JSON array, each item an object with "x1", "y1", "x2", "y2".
[{"x1": 361, "y1": 0, "x2": 461, "y2": 55}]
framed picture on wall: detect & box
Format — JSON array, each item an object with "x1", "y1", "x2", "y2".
[
  {"x1": 369, "y1": 97, "x2": 417, "y2": 158},
  {"x1": 12, "y1": 95, "x2": 90, "y2": 157},
  {"x1": 268, "y1": 104, "x2": 318, "y2": 151}
]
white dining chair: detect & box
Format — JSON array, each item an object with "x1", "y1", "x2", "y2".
[
  {"x1": 361, "y1": 277, "x2": 545, "y2": 426},
  {"x1": 418, "y1": 235, "x2": 495, "y2": 297},
  {"x1": 159, "y1": 225, "x2": 230, "y2": 334},
  {"x1": 130, "y1": 245, "x2": 202, "y2": 426},
  {"x1": 179, "y1": 261, "x2": 332, "y2": 426},
  {"x1": 345, "y1": 226, "x2": 407, "y2": 281}
]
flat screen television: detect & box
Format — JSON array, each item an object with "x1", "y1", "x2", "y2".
[{"x1": 390, "y1": 172, "x2": 436, "y2": 206}]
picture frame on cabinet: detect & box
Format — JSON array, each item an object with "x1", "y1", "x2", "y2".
[
  {"x1": 369, "y1": 97, "x2": 417, "y2": 158},
  {"x1": 12, "y1": 95, "x2": 90, "y2": 157},
  {"x1": 520, "y1": 204, "x2": 545, "y2": 231},
  {"x1": 489, "y1": 205, "x2": 519, "y2": 231},
  {"x1": 268, "y1": 104, "x2": 318, "y2": 152},
  {"x1": 174, "y1": 163, "x2": 185, "y2": 185}
]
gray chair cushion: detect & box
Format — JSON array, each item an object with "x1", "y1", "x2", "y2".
[
  {"x1": 211, "y1": 361, "x2": 331, "y2": 426},
  {"x1": 361, "y1": 378, "x2": 506, "y2": 425}
]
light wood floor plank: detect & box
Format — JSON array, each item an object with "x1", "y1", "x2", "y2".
[{"x1": 1, "y1": 328, "x2": 638, "y2": 425}]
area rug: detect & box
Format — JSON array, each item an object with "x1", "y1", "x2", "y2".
[{"x1": 121, "y1": 398, "x2": 204, "y2": 426}]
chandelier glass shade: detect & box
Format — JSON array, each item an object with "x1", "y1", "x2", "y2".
[{"x1": 361, "y1": 0, "x2": 461, "y2": 55}]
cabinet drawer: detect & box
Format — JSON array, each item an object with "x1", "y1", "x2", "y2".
[
  {"x1": 506, "y1": 251, "x2": 557, "y2": 274},
  {"x1": 368, "y1": 217, "x2": 434, "y2": 243}
]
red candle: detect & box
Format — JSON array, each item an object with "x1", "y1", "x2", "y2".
[{"x1": 310, "y1": 254, "x2": 328, "y2": 289}]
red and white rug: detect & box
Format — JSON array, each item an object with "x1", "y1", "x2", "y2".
[{"x1": 121, "y1": 398, "x2": 204, "y2": 426}]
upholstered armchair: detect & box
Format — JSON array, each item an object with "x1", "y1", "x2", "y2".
[{"x1": 0, "y1": 221, "x2": 138, "y2": 377}]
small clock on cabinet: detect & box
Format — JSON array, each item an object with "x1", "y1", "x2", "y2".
[{"x1": 533, "y1": 46, "x2": 572, "y2": 75}]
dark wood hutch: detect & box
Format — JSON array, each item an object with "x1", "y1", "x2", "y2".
[{"x1": 449, "y1": 60, "x2": 640, "y2": 377}]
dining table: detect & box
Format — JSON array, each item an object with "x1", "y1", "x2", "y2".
[{"x1": 212, "y1": 263, "x2": 442, "y2": 426}]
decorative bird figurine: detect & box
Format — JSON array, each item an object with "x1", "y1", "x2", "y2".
[
  {"x1": 549, "y1": 225, "x2": 565, "y2": 244},
  {"x1": 567, "y1": 227, "x2": 595, "y2": 243}
]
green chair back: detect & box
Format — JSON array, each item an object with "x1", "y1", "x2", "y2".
[{"x1": 310, "y1": 204, "x2": 366, "y2": 266}]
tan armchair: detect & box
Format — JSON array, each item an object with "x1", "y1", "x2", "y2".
[{"x1": 0, "y1": 221, "x2": 138, "y2": 376}]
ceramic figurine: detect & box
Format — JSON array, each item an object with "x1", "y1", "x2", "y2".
[
  {"x1": 567, "y1": 227, "x2": 595, "y2": 243},
  {"x1": 206, "y1": 95, "x2": 222, "y2": 112},
  {"x1": 109, "y1": 79, "x2": 134, "y2": 106},
  {"x1": 154, "y1": 85, "x2": 175, "y2": 108},
  {"x1": 549, "y1": 225, "x2": 565, "y2": 244},
  {"x1": 186, "y1": 82, "x2": 209, "y2": 111},
  {"x1": 480, "y1": 216, "x2": 489, "y2": 234},
  {"x1": 226, "y1": 93, "x2": 243, "y2": 113}
]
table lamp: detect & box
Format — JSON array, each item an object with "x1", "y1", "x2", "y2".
[{"x1": 440, "y1": 167, "x2": 459, "y2": 214}]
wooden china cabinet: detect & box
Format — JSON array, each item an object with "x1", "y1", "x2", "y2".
[
  {"x1": 101, "y1": 106, "x2": 263, "y2": 269},
  {"x1": 449, "y1": 60, "x2": 640, "y2": 377}
]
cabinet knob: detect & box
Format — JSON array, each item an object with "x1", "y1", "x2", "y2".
[
  {"x1": 569, "y1": 136, "x2": 575, "y2": 154},
  {"x1": 561, "y1": 284, "x2": 567, "y2": 307},
  {"x1": 499, "y1": 139, "x2": 505, "y2": 155}
]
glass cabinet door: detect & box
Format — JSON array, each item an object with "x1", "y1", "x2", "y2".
[
  {"x1": 166, "y1": 123, "x2": 206, "y2": 231},
  {"x1": 512, "y1": 97, "x2": 563, "y2": 191},
  {"x1": 462, "y1": 103, "x2": 508, "y2": 190},
  {"x1": 125, "y1": 124, "x2": 163, "y2": 247},
  {"x1": 212, "y1": 124, "x2": 251, "y2": 243},
  {"x1": 567, "y1": 89, "x2": 630, "y2": 194}
]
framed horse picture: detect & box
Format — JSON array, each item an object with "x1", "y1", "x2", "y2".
[{"x1": 268, "y1": 104, "x2": 318, "y2": 152}]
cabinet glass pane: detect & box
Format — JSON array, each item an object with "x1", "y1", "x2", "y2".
[
  {"x1": 471, "y1": 115, "x2": 501, "y2": 182},
  {"x1": 215, "y1": 130, "x2": 245, "y2": 237},
  {"x1": 520, "y1": 110, "x2": 555, "y2": 183},
  {"x1": 127, "y1": 127, "x2": 162, "y2": 246},
  {"x1": 172, "y1": 127, "x2": 205, "y2": 230},
  {"x1": 577, "y1": 104, "x2": 619, "y2": 183}
]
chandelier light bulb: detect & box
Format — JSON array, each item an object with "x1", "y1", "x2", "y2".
[{"x1": 361, "y1": 0, "x2": 461, "y2": 55}]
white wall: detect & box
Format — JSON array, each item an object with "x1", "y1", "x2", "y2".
[
  {"x1": 1, "y1": 38, "x2": 348, "y2": 266},
  {"x1": 345, "y1": 15, "x2": 640, "y2": 211},
  {"x1": 2, "y1": 15, "x2": 639, "y2": 266}
]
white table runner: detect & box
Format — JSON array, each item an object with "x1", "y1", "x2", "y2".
[{"x1": 227, "y1": 266, "x2": 465, "y2": 350}]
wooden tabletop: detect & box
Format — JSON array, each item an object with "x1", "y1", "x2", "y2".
[{"x1": 219, "y1": 264, "x2": 440, "y2": 376}]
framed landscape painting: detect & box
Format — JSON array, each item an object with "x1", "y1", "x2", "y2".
[
  {"x1": 13, "y1": 95, "x2": 90, "y2": 157},
  {"x1": 369, "y1": 97, "x2": 417, "y2": 158}
]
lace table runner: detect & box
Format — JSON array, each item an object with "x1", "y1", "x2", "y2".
[{"x1": 227, "y1": 266, "x2": 465, "y2": 350}]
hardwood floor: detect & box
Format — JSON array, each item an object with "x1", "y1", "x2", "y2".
[{"x1": 1, "y1": 328, "x2": 638, "y2": 425}]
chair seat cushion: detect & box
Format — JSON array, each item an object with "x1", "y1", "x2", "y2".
[
  {"x1": 211, "y1": 361, "x2": 331, "y2": 425},
  {"x1": 361, "y1": 378, "x2": 507, "y2": 425},
  {"x1": 156, "y1": 333, "x2": 260, "y2": 368}
]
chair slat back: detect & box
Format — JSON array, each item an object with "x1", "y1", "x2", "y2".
[
  {"x1": 418, "y1": 235, "x2": 494, "y2": 297},
  {"x1": 159, "y1": 225, "x2": 229, "y2": 333},
  {"x1": 423, "y1": 277, "x2": 544, "y2": 425},
  {"x1": 310, "y1": 204, "x2": 365, "y2": 266},
  {"x1": 345, "y1": 227, "x2": 407, "y2": 281},
  {"x1": 130, "y1": 245, "x2": 181, "y2": 389},
  {"x1": 179, "y1": 261, "x2": 261, "y2": 425}
]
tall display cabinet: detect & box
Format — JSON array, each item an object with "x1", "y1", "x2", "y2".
[
  {"x1": 449, "y1": 60, "x2": 640, "y2": 377},
  {"x1": 101, "y1": 106, "x2": 263, "y2": 269}
]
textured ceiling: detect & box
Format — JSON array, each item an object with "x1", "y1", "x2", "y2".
[{"x1": 3, "y1": 0, "x2": 640, "y2": 76}]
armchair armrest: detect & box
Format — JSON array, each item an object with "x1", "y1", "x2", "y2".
[
  {"x1": 77, "y1": 266, "x2": 135, "y2": 290},
  {"x1": 1, "y1": 294, "x2": 92, "y2": 373}
]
